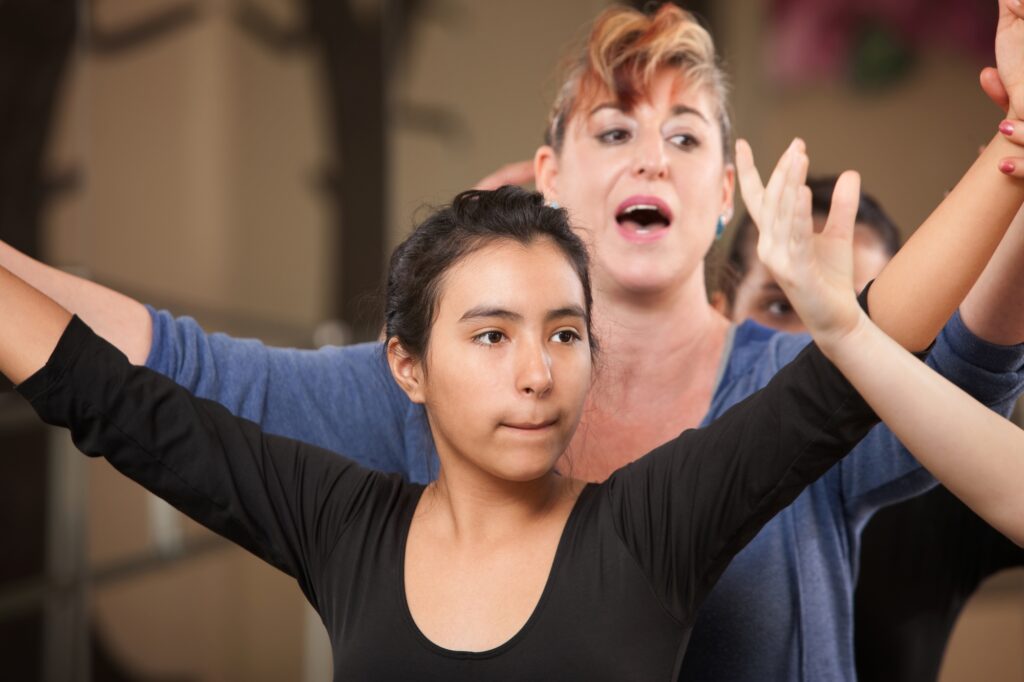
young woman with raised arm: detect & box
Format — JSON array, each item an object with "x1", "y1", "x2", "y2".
[
  {"x1": 4, "y1": 3, "x2": 1024, "y2": 680},
  {"x1": 0, "y1": 145, "x2": 1013, "y2": 678}
]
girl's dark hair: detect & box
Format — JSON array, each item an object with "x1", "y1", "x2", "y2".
[
  {"x1": 714, "y1": 176, "x2": 902, "y2": 309},
  {"x1": 385, "y1": 186, "x2": 596, "y2": 360}
]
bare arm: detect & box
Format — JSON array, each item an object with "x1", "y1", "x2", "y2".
[
  {"x1": 828, "y1": 313, "x2": 1024, "y2": 546},
  {"x1": 750, "y1": 135, "x2": 1024, "y2": 548},
  {"x1": 0, "y1": 264, "x2": 72, "y2": 384},
  {"x1": 0, "y1": 241, "x2": 151, "y2": 364},
  {"x1": 959, "y1": 202, "x2": 1024, "y2": 344},
  {"x1": 867, "y1": 131, "x2": 1024, "y2": 350},
  {"x1": 959, "y1": 123, "x2": 1024, "y2": 345}
]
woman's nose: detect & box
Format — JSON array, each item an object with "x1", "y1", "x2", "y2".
[{"x1": 632, "y1": 133, "x2": 669, "y2": 179}]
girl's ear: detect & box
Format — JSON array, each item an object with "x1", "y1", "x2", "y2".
[{"x1": 387, "y1": 338, "x2": 426, "y2": 404}]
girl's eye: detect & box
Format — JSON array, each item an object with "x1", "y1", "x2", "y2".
[
  {"x1": 668, "y1": 133, "x2": 700, "y2": 149},
  {"x1": 474, "y1": 331, "x2": 506, "y2": 346},
  {"x1": 597, "y1": 128, "x2": 632, "y2": 145},
  {"x1": 551, "y1": 329, "x2": 582, "y2": 344}
]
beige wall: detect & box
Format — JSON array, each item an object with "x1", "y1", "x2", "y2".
[{"x1": 34, "y1": 0, "x2": 1022, "y2": 678}]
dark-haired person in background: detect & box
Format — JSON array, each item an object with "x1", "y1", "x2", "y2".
[
  {"x1": 712, "y1": 176, "x2": 1024, "y2": 682},
  {"x1": 712, "y1": 177, "x2": 900, "y2": 333}
]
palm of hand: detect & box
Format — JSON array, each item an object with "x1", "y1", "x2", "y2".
[
  {"x1": 737, "y1": 140, "x2": 863, "y2": 345},
  {"x1": 769, "y1": 227, "x2": 857, "y2": 341},
  {"x1": 996, "y1": 0, "x2": 1024, "y2": 117}
]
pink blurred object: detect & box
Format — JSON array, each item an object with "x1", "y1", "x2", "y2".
[{"x1": 767, "y1": 0, "x2": 997, "y2": 86}]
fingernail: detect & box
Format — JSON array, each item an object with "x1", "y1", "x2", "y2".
[
  {"x1": 1000, "y1": 160, "x2": 1016, "y2": 174},
  {"x1": 1000, "y1": 120, "x2": 1015, "y2": 136}
]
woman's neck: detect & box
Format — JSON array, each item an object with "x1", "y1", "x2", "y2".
[
  {"x1": 589, "y1": 273, "x2": 730, "y2": 406},
  {"x1": 562, "y1": 273, "x2": 732, "y2": 481}
]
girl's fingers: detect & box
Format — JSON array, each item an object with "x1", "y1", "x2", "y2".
[
  {"x1": 735, "y1": 139, "x2": 765, "y2": 221},
  {"x1": 824, "y1": 170, "x2": 861, "y2": 243},
  {"x1": 793, "y1": 185, "x2": 814, "y2": 245},
  {"x1": 997, "y1": 155, "x2": 1024, "y2": 177},
  {"x1": 775, "y1": 148, "x2": 807, "y2": 248},
  {"x1": 998, "y1": 119, "x2": 1024, "y2": 148},
  {"x1": 762, "y1": 140, "x2": 801, "y2": 229}
]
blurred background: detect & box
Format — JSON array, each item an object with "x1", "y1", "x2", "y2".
[{"x1": 1, "y1": 0, "x2": 1021, "y2": 680}]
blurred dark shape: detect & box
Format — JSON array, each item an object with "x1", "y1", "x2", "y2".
[
  {"x1": 88, "y1": 2, "x2": 201, "y2": 56},
  {"x1": 0, "y1": 419, "x2": 48, "y2": 680},
  {"x1": 0, "y1": 0, "x2": 77, "y2": 259},
  {"x1": 850, "y1": 21, "x2": 915, "y2": 90},
  {"x1": 235, "y1": 0, "x2": 462, "y2": 340}
]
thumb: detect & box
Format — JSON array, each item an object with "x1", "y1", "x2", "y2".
[{"x1": 980, "y1": 66, "x2": 1011, "y2": 114}]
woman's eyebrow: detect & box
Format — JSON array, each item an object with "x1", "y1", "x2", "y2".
[
  {"x1": 669, "y1": 104, "x2": 708, "y2": 122},
  {"x1": 588, "y1": 102, "x2": 624, "y2": 116}
]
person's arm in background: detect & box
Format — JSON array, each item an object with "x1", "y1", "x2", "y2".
[
  {"x1": 0, "y1": 240, "x2": 151, "y2": 363},
  {"x1": 0, "y1": 240, "x2": 425, "y2": 478},
  {"x1": 0, "y1": 264, "x2": 71, "y2": 384}
]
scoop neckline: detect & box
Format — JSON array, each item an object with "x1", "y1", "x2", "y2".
[{"x1": 396, "y1": 482, "x2": 596, "y2": 659}]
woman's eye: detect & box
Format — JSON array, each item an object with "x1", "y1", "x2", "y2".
[
  {"x1": 597, "y1": 128, "x2": 631, "y2": 145},
  {"x1": 551, "y1": 329, "x2": 581, "y2": 344},
  {"x1": 668, "y1": 133, "x2": 699, "y2": 149},
  {"x1": 474, "y1": 331, "x2": 506, "y2": 346}
]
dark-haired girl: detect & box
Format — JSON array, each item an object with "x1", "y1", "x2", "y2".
[
  {"x1": 1, "y1": 137, "x2": 1004, "y2": 678},
  {"x1": 5, "y1": 4, "x2": 1024, "y2": 680}
]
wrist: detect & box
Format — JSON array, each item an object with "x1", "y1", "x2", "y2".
[{"x1": 813, "y1": 308, "x2": 872, "y2": 363}]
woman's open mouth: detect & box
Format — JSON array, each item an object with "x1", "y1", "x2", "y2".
[{"x1": 615, "y1": 196, "x2": 672, "y2": 243}]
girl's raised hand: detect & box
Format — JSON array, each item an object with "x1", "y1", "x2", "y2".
[
  {"x1": 735, "y1": 138, "x2": 864, "y2": 349},
  {"x1": 996, "y1": 0, "x2": 1024, "y2": 117}
]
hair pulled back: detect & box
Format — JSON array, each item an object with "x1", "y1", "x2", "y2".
[
  {"x1": 385, "y1": 186, "x2": 596, "y2": 360},
  {"x1": 546, "y1": 3, "x2": 732, "y2": 162}
]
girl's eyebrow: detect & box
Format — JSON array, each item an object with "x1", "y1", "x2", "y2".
[{"x1": 458, "y1": 305, "x2": 586, "y2": 323}]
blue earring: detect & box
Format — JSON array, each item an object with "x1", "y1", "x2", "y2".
[
  {"x1": 549, "y1": 200, "x2": 560, "y2": 209},
  {"x1": 715, "y1": 215, "x2": 726, "y2": 240}
]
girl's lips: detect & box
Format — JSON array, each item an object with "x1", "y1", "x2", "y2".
[{"x1": 502, "y1": 419, "x2": 558, "y2": 431}]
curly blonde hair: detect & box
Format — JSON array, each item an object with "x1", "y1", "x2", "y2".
[{"x1": 545, "y1": 4, "x2": 732, "y2": 162}]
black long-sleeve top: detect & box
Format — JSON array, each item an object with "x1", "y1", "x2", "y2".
[{"x1": 19, "y1": 318, "x2": 878, "y2": 681}]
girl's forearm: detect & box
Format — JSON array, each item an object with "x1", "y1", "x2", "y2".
[
  {"x1": 0, "y1": 265, "x2": 73, "y2": 385},
  {"x1": 822, "y1": 316, "x2": 1024, "y2": 547},
  {"x1": 869, "y1": 132, "x2": 1024, "y2": 351},
  {"x1": 959, "y1": 200, "x2": 1024, "y2": 345}
]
